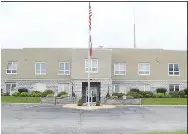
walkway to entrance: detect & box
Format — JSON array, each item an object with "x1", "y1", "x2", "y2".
[{"x1": 82, "y1": 82, "x2": 101, "y2": 103}]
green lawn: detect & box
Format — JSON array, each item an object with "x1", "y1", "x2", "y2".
[
  {"x1": 130, "y1": 130, "x2": 187, "y2": 134},
  {"x1": 142, "y1": 98, "x2": 187, "y2": 105},
  {"x1": 1, "y1": 96, "x2": 40, "y2": 103}
]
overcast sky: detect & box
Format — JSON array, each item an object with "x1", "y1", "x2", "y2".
[{"x1": 0, "y1": 2, "x2": 187, "y2": 50}]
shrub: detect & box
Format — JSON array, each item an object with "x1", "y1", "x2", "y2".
[
  {"x1": 112, "y1": 93, "x2": 125, "y2": 99},
  {"x1": 156, "y1": 88, "x2": 167, "y2": 94},
  {"x1": 140, "y1": 91, "x2": 154, "y2": 98},
  {"x1": 152, "y1": 94, "x2": 157, "y2": 98},
  {"x1": 20, "y1": 92, "x2": 29, "y2": 97},
  {"x1": 184, "y1": 88, "x2": 187, "y2": 95},
  {"x1": 126, "y1": 91, "x2": 142, "y2": 98},
  {"x1": 77, "y1": 98, "x2": 83, "y2": 106},
  {"x1": 57, "y1": 91, "x2": 68, "y2": 97},
  {"x1": 185, "y1": 95, "x2": 187, "y2": 98},
  {"x1": 105, "y1": 92, "x2": 110, "y2": 99},
  {"x1": 178, "y1": 90, "x2": 185, "y2": 98},
  {"x1": 164, "y1": 94, "x2": 171, "y2": 98},
  {"x1": 60, "y1": 94, "x2": 68, "y2": 98},
  {"x1": 96, "y1": 101, "x2": 100, "y2": 106},
  {"x1": 170, "y1": 92, "x2": 179, "y2": 98},
  {"x1": 126, "y1": 95, "x2": 134, "y2": 99},
  {"x1": 130, "y1": 88, "x2": 140, "y2": 93},
  {"x1": 18, "y1": 88, "x2": 28, "y2": 93},
  {"x1": 30, "y1": 91, "x2": 42, "y2": 97},
  {"x1": 41, "y1": 90, "x2": 54, "y2": 97},
  {"x1": 112, "y1": 96, "x2": 118, "y2": 99},
  {"x1": 12, "y1": 91, "x2": 20, "y2": 97},
  {"x1": 156, "y1": 93, "x2": 165, "y2": 98},
  {"x1": 46, "y1": 94, "x2": 54, "y2": 97}
]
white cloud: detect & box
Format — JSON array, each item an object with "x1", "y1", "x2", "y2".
[{"x1": 0, "y1": 2, "x2": 187, "y2": 50}]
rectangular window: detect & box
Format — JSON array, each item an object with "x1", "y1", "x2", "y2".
[
  {"x1": 58, "y1": 84, "x2": 70, "y2": 94},
  {"x1": 168, "y1": 63, "x2": 180, "y2": 76},
  {"x1": 6, "y1": 62, "x2": 18, "y2": 74},
  {"x1": 113, "y1": 85, "x2": 120, "y2": 93},
  {"x1": 138, "y1": 63, "x2": 150, "y2": 75},
  {"x1": 5, "y1": 82, "x2": 17, "y2": 95},
  {"x1": 169, "y1": 84, "x2": 180, "y2": 92},
  {"x1": 114, "y1": 63, "x2": 126, "y2": 75},
  {"x1": 138, "y1": 84, "x2": 151, "y2": 91},
  {"x1": 35, "y1": 62, "x2": 47, "y2": 75},
  {"x1": 85, "y1": 59, "x2": 98, "y2": 73},
  {"x1": 59, "y1": 62, "x2": 70, "y2": 75}
]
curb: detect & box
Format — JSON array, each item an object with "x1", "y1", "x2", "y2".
[{"x1": 125, "y1": 105, "x2": 187, "y2": 107}]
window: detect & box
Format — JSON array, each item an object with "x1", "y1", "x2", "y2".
[
  {"x1": 138, "y1": 84, "x2": 151, "y2": 91},
  {"x1": 168, "y1": 63, "x2": 180, "y2": 76},
  {"x1": 35, "y1": 62, "x2": 47, "y2": 75},
  {"x1": 6, "y1": 62, "x2": 18, "y2": 74},
  {"x1": 138, "y1": 63, "x2": 150, "y2": 75},
  {"x1": 59, "y1": 62, "x2": 70, "y2": 75},
  {"x1": 169, "y1": 84, "x2": 180, "y2": 92},
  {"x1": 85, "y1": 59, "x2": 98, "y2": 73},
  {"x1": 114, "y1": 63, "x2": 126, "y2": 75},
  {"x1": 113, "y1": 85, "x2": 120, "y2": 93},
  {"x1": 58, "y1": 84, "x2": 70, "y2": 94},
  {"x1": 5, "y1": 82, "x2": 16, "y2": 95}
]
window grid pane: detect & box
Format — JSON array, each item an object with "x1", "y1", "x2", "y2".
[
  {"x1": 6, "y1": 62, "x2": 18, "y2": 74},
  {"x1": 36, "y1": 63, "x2": 46, "y2": 74},
  {"x1": 85, "y1": 59, "x2": 98, "y2": 73},
  {"x1": 114, "y1": 63, "x2": 126, "y2": 75},
  {"x1": 168, "y1": 64, "x2": 179, "y2": 75},
  {"x1": 138, "y1": 63, "x2": 150, "y2": 75}
]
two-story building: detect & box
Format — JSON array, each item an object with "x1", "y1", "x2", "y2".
[{"x1": 1, "y1": 48, "x2": 187, "y2": 103}]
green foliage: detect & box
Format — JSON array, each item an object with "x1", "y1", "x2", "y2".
[
  {"x1": 126, "y1": 91, "x2": 142, "y2": 98},
  {"x1": 130, "y1": 88, "x2": 140, "y2": 93},
  {"x1": 156, "y1": 88, "x2": 167, "y2": 94},
  {"x1": 164, "y1": 94, "x2": 171, "y2": 98},
  {"x1": 77, "y1": 98, "x2": 83, "y2": 106},
  {"x1": 30, "y1": 91, "x2": 42, "y2": 97},
  {"x1": 57, "y1": 91, "x2": 68, "y2": 97},
  {"x1": 41, "y1": 90, "x2": 54, "y2": 97},
  {"x1": 126, "y1": 95, "x2": 134, "y2": 99},
  {"x1": 184, "y1": 88, "x2": 187, "y2": 95},
  {"x1": 46, "y1": 94, "x2": 54, "y2": 97},
  {"x1": 60, "y1": 94, "x2": 68, "y2": 98},
  {"x1": 96, "y1": 100, "x2": 100, "y2": 106},
  {"x1": 20, "y1": 92, "x2": 29, "y2": 97},
  {"x1": 105, "y1": 92, "x2": 110, "y2": 99},
  {"x1": 140, "y1": 91, "x2": 154, "y2": 98},
  {"x1": 112, "y1": 96, "x2": 118, "y2": 99},
  {"x1": 156, "y1": 93, "x2": 165, "y2": 98},
  {"x1": 12, "y1": 91, "x2": 20, "y2": 97},
  {"x1": 18, "y1": 88, "x2": 28, "y2": 93},
  {"x1": 170, "y1": 92, "x2": 179, "y2": 98},
  {"x1": 112, "y1": 93, "x2": 125, "y2": 99},
  {"x1": 178, "y1": 91, "x2": 185, "y2": 98}
]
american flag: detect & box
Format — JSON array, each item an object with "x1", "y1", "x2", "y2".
[{"x1": 89, "y1": 2, "x2": 92, "y2": 56}]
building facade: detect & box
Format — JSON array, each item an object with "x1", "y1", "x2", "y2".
[{"x1": 1, "y1": 48, "x2": 187, "y2": 102}]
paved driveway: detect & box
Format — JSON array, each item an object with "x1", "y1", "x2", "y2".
[{"x1": 1, "y1": 104, "x2": 187, "y2": 134}]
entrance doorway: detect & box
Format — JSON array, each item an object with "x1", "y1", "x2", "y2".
[
  {"x1": 82, "y1": 82, "x2": 100, "y2": 103},
  {"x1": 86, "y1": 87, "x2": 98, "y2": 102}
]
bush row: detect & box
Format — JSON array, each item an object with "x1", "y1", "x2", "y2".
[
  {"x1": 108, "y1": 88, "x2": 187, "y2": 99},
  {"x1": 11, "y1": 89, "x2": 68, "y2": 98}
]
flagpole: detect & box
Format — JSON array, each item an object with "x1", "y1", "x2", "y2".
[
  {"x1": 87, "y1": 2, "x2": 91, "y2": 107},
  {"x1": 133, "y1": 6, "x2": 136, "y2": 49}
]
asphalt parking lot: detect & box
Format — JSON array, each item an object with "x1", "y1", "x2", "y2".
[{"x1": 1, "y1": 104, "x2": 187, "y2": 134}]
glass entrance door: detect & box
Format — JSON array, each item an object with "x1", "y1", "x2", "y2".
[{"x1": 86, "y1": 87, "x2": 97, "y2": 103}]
